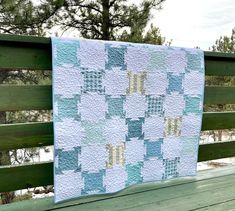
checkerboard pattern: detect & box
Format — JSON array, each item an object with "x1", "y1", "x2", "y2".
[
  {"x1": 52, "y1": 38, "x2": 204, "y2": 203},
  {"x1": 146, "y1": 95, "x2": 165, "y2": 117},
  {"x1": 81, "y1": 70, "x2": 105, "y2": 94}
]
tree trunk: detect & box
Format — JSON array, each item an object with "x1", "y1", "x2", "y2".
[
  {"x1": 101, "y1": 0, "x2": 110, "y2": 40},
  {"x1": 217, "y1": 130, "x2": 223, "y2": 142}
]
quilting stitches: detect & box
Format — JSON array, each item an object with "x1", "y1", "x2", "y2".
[
  {"x1": 53, "y1": 39, "x2": 80, "y2": 67},
  {"x1": 106, "y1": 143, "x2": 125, "y2": 168},
  {"x1": 81, "y1": 70, "x2": 105, "y2": 94},
  {"x1": 105, "y1": 44, "x2": 127, "y2": 70},
  {"x1": 144, "y1": 139, "x2": 163, "y2": 160},
  {"x1": 184, "y1": 95, "x2": 202, "y2": 115},
  {"x1": 81, "y1": 169, "x2": 106, "y2": 195},
  {"x1": 162, "y1": 157, "x2": 180, "y2": 179},
  {"x1": 105, "y1": 95, "x2": 126, "y2": 119},
  {"x1": 166, "y1": 73, "x2": 184, "y2": 94},
  {"x1": 55, "y1": 147, "x2": 81, "y2": 175},
  {"x1": 54, "y1": 94, "x2": 81, "y2": 122},
  {"x1": 148, "y1": 50, "x2": 167, "y2": 71},
  {"x1": 181, "y1": 137, "x2": 198, "y2": 155},
  {"x1": 186, "y1": 51, "x2": 204, "y2": 72},
  {"x1": 126, "y1": 118, "x2": 145, "y2": 141},
  {"x1": 81, "y1": 120, "x2": 105, "y2": 145},
  {"x1": 164, "y1": 117, "x2": 182, "y2": 137},
  {"x1": 145, "y1": 95, "x2": 165, "y2": 117},
  {"x1": 126, "y1": 162, "x2": 143, "y2": 186},
  {"x1": 126, "y1": 71, "x2": 147, "y2": 95}
]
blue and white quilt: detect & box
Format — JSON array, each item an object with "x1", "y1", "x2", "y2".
[{"x1": 52, "y1": 38, "x2": 204, "y2": 203}]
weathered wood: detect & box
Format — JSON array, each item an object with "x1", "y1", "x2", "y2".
[
  {"x1": 197, "y1": 199, "x2": 235, "y2": 210},
  {"x1": 0, "y1": 162, "x2": 53, "y2": 192},
  {"x1": 0, "y1": 85, "x2": 52, "y2": 111},
  {"x1": 1, "y1": 165, "x2": 235, "y2": 211},
  {"x1": 0, "y1": 122, "x2": 53, "y2": 150},
  {"x1": 198, "y1": 141, "x2": 235, "y2": 162}
]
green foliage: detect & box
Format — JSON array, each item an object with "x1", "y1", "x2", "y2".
[
  {"x1": 211, "y1": 28, "x2": 235, "y2": 53},
  {"x1": 0, "y1": 0, "x2": 167, "y2": 43},
  {"x1": 40, "y1": 0, "x2": 166, "y2": 40},
  {"x1": 119, "y1": 23, "x2": 171, "y2": 45},
  {"x1": 0, "y1": 0, "x2": 44, "y2": 35}
]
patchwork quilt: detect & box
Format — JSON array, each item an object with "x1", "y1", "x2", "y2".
[{"x1": 52, "y1": 38, "x2": 204, "y2": 203}]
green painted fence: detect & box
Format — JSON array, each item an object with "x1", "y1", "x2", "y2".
[{"x1": 0, "y1": 34, "x2": 235, "y2": 192}]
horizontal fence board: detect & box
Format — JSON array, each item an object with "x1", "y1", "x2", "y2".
[
  {"x1": 0, "y1": 112, "x2": 234, "y2": 150},
  {"x1": 0, "y1": 34, "x2": 234, "y2": 75},
  {"x1": 1, "y1": 85, "x2": 235, "y2": 111},
  {"x1": 0, "y1": 162, "x2": 53, "y2": 192},
  {"x1": 198, "y1": 141, "x2": 235, "y2": 162},
  {"x1": 205, "y1": 60, "x2": 235, "y2": 76},
  {"x1": 0, "y1": 122, "x2": 53, "y2": 150},
  {"x1": 204, "y1": 86, "x2": 235, "y2": 105},
  {"x1": 202, "y1": 112, "x2": 235, "y2": 130},
  {"x1": 0, "y1": 85, "x2": 52, "y2": 111},
  {"x1": 204, "y1": 51, "x2": 235, "y2": 76},
  {"x1": 1, "y1": 140, "x2": 235, "y2": 192},
  {"x1": 0, "y1": 34, "x2": 51, "y2": 45},
  {"x1": 0, "y1": 43, "x2": 51, "y2": 70}
]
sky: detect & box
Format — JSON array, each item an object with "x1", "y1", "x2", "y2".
[
  {"x1": 32, "y1": 0, "x2": 235, "y2": 50},
  {"x1": 153, "y1": 0, "x2": 235, "y2": 50}
]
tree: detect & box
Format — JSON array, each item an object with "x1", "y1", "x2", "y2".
[
  {"x1": 0, "y1": 0, "x2": 45, "y2": 35},
  {"x1": 0, "y1": 0, "x2": 169, "y2": 46},
  {"x1": 211, "y1": 28, "x2": 235, "y2": 53},
  {"x1": 39, "y1": 0, "x2": 166, "y2": 40},
  {"x1": 119, "y1": 23, "x2": 170, "y2": 45},
  {"x1": 1, "y1": 0, "x2": 166, "y2": 42}
]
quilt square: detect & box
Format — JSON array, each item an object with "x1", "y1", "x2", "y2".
[
  {"x1": 144, "y1": 139, "x2": 163, "y2": 161},
  {"x1": 55, "y1": 147, "x2": 81, "y2": 175},
  {"x1": 81, "y1": 170, "x2": 106, "y2": 195},
  {"x1": 105, "y1": 95, "x2": 126, "y2": 119},
  {"x1": 145, "y1": 95, "x2": 165, "y2": 117},
  {"x1": 81, "y1": 70, "x2": 105, "y2": 94},
  {"x1": 54, "y1": 94, "x2": 80, "y2": 122},
  {"x1": 125, "y1": 162, "x2": 143, "y2": 186},
  {"x1": 53, "y1": 39, "x2": 80, "y2": 68},
  {"x1": 162, "y1": 157, "x2": 180, "y2": 179},
  {"x1": 105, "y1": 44, "x2": 127, "y2": 70}
]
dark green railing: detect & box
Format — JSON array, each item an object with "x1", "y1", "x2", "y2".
[{"x1": 0, "y1": 34, "x2": 235, "y2": 192}]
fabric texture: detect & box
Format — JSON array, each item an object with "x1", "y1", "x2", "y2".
[{"x1": 52, "y1": 37, "x2": 205, "y2": 203}]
